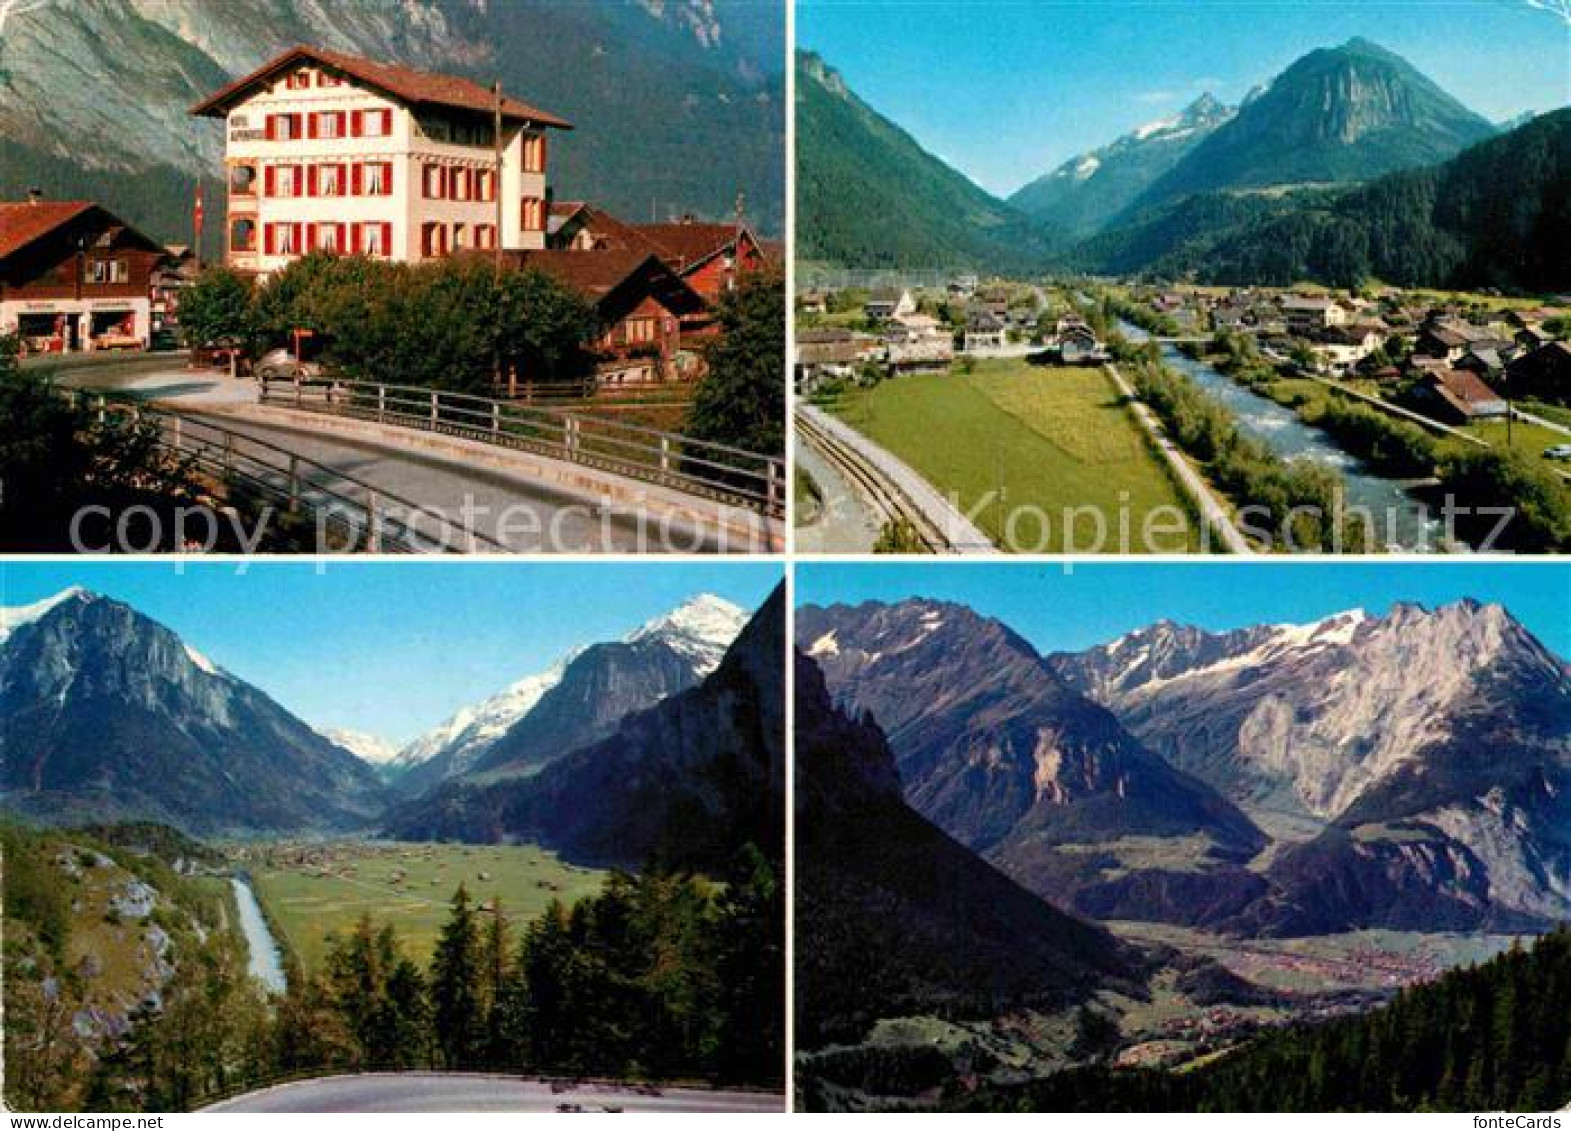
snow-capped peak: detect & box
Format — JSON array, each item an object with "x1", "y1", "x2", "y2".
[
  {"x1": 626, "y1": 593, "x2": 748, "y2": 674},
  {"x1": 0, "y1": 586, "x2": 90, "y2": 643},
  {"x1": 320, "y1": 727, "x2": 403, "y2": 765},
  {"x1": 395, "y1": 649, "x2": 582, "y2": 773}
]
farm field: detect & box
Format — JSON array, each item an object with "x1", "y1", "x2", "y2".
[
  {"x1": 1457, "y1": 417, "x2": 1570, "y2": 459},
  {"x1": 829, "y1": 360, "x2": 1198, "y2": 552},
  {"x1": 243, "y1": 840, "x2": 608, "y2": 972}
]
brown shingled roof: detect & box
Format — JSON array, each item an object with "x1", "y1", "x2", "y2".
[
  {"x1": 0, "y1": 200, "x2": 95, "y2": 262},
  {"x1": 634, "y1": 222, "x2": 749, "y2": 270},
  {"x1": 190, "y1": 45, "x2": 571, "y2": 129}
]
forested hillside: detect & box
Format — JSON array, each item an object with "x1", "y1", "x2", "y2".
[
  {"x1": 1077, "y1": 109, "x2": 1570, "y2": 291},
  {"x1": 795, "y1": 52, "x2": 1060, "y2": 272},
  {"x1": 961, "y1": 928, "x2": 1571, "y2": 1112}
]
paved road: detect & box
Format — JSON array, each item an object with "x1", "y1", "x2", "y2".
[
  {"x1": 793, "y1": 436, "x2": 880, "y2": 553},
  {"x1": 1105, "y1": 362, "x2": 1251, "y2": 554},
  {"x1": 202, "y1": 1074, "x2": 784, "y2": 1113},
  {"x1": 173, "y1": 409, "x2": 710, "y2": 553},
  {"x1": 58, "y1": 362, "x2": 736, "y2": 553}
]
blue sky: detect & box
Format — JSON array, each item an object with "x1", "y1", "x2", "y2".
[
  {"x1": 1, "y1": 562, "x2": 781, "y2": 744},
  {"x1": 799, "y1": 0, "x2": 1571, "y2": 194},
  {"x1": 796, "y1": 562, "x2": 1571, "y2": 656}
]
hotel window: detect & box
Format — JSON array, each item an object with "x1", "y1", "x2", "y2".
[
  {"x1": 313, "y1": 111, "x2": 345, "y2": 140},
  {"x1": 421, "y1": 222, "x2": 450, "y2": 258},
  {"x1": 361, "y1": 162, "x2": 391, "y2": 196},
  {"x1": 476, "y1": 224, "x2": 496, "y2": 250},
  {"x1": 268, "y1": 165, "x2": 299, "y2": 198},
  {"x1": 268, "y1": 113, "x2": 303, "y2": 141},
  {"x1": 286, "y1": 70, "x2": 312, "y2": 91},
  {"x1": 316, "y1": 223, "x2": 344, "y2": 253},
  {"x1": 229, "y1": 164, "x2": 257, "y2": 195},
  {"x1": 317, "y1": 71, "x2": 344, "y2": 88},
  {"x1": 266, "y1": 223, "x2": 302, "y2": 256},
  {"x1": 477, "y1": 169, "x2": 495, "y2": 202},
  {"x1": 230, "y1": 218, "x2": 256, "y2": 253},
  {"x1": 626, "y1": 318, "x2": 656, "y2": 344},
  {"x1": 449, "y1": 167, "x2": 472, "y2": 201},
  {"x1": 423, "y1": 164, "x2": 446, "y2": 199},
  {"x1": 358, "y1": 222, "x2": 391, "y2": 257},
  {"x1": 521, "y1": 196, "x2": 544, "y2": 232},
  {"x1": 454, "y1": 223, "x2": 470, "y2": 250},
  {"x1": 317, "y1": 164, "x2": 345, "y2": 197},
  {"x1": 355, "y1": 108, "x2": 392, "y2": 138},
  {"x1": 522, "y1": 133, "x2": 545, "y2": 173}
]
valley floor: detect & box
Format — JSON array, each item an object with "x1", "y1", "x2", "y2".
[
  {"x1": 824, "y1": 360, "x2": 1199, "y2": 552},
  {"x1": 235, "y1": 839, "x2": 608, "y2": 972}
]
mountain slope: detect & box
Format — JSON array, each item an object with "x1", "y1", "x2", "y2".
[
  {"x1": 382, "y1": 588, "x2": 784, "y2": 874},
  {"x1": 387, "y1": 650, "x2": 580, "y2": 796},
  {"x1": 1075, "y1": 109, "x2": 1570, "y2": 291},
  {"x1": 1010, "y1": 94, "x2": 1235, "y2": 239},
  {"x1": 0, "y1": 590, "x2": 390, "y2": 834},
  {"x1": 795, "y1": 599, "x2": 1264, "y2": 918},
  {"x1": 1053, "y1": 601, "x2": 1571, "y2": 934},
  {"x1": 0, "y1": 0, "x2": 783, "y2": 246},
  {"x1": 793, "y1": 649, "x2": 1137, "y2": 1048},
  {"x1": 1132, "y1": 39, "x2": 1494, "y2": 213},
  {"x1": 390, "y1": 594, "x2": 746, "y2": 797},
  {"x1": 796, "y1": 51, "x2": 1059, "y2": 272},
  {"x1": 320, "y1": 728, "x2": 404, "y2": 777}
]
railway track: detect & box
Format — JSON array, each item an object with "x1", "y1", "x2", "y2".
[{"x1": 794, "y1": 405, "x2": 952, "y2": 552}]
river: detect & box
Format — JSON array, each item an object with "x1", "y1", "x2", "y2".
[
  {"x1": 230, "y1": 875, "x2": 287, "y2": 994},
  {"x1": 1117, "y1": 320, "x2": 1438, "y2": 549}
]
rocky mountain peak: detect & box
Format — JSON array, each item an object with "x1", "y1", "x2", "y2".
[{"x1": 626, "y1": 592, "x2": 748, "y2": 673}]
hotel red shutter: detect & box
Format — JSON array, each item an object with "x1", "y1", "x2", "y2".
[
  {"x1": 350, "y1": 223, "x2": 362, "y2": 255},
  {"x1": 380, "y1": 109, "x2": 391, "y2": 135},
  {"x1": 539, "y1": 134, "x2": 548, "y2": 171},
  {"x1": 306, "y1": 166, "x2": 317, "y2": 197},
  {"x1": 350, "y1": 110, "x2": 363, "y2": 138},
  {"x1": 351, "y1": 163, "x2": 363, "y2": 196},
  {"x1": 381, "y1": 222, "x2": 392, "y2": 255},
  {"x1": 381, "y1": 162, "x2": 393, "y2": 194},
  {"x1": 264, "y1": 224, "x2": 276, "y2": 255},
  {"x1": 264, "y1": 166, "x2": 276, "y2": 196},
  {"x1": 307, "y1": 112, "x2": 318, "y2": 140},
  {"x1": 266, "y1": 114, "x2": 277, "y2": 141}
]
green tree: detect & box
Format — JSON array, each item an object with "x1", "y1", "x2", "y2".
[
  {"x1": 685, "y1": 269, "x2": 785, "y2": 458},
  {"x1": 429, "y1": 883, "x2": 483, "y2": 1069},
  {"x1": 178, "y1": 267, "x2": 256, "y2": 350}
]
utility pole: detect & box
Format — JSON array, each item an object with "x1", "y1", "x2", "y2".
[{"x1": 492, "y1": 81, "x2": 504, "y2": 275}]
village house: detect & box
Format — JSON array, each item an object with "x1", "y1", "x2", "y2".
[
  {"x1": 865, "y1": 288, "x2": 915, "y2": 322},
  {"x1": 963, "y1": 311, "x2": 1007, "y2": 353},
  {"x1": 1417, "y1": 368, "x2": 1510, "y2": 423},
  {"x1": 506, "y1": 248, "x2": 704, "y2": 387},
  {"x1": 191, "y1": 45, "x2": 572, "y2": 276},
  {"x1": 0, "y1": 196, "x2": 164, "y2": 355},
  {"x1": 150, "y1": 245, "x2": 202, "y2": 341},
  {"x1": 546, "y1": 204, "x2": 770, "y2": 331},
  {"x1": 1054, "y1": 318, "x2": 1105, "y2": 365},
  {"x1": 1505, "y1": 340, "x2": 1571, "y2": 404},
  {"x1": 1308, "y1": 322, "x2": 1387, "y2": 372},
  {"x1": 1280, "y1": 295, "x2": 1349, "y2": 336},
  {"x1": 794, "y1": 326, "x2": 879, "y2": 394},
  {"x1": 797, "y1": 289, "x2": 830, "y2": 316}
]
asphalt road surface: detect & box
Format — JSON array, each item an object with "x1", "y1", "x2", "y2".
[{"x1": 202, "y1": 1074, "x2": 785, "y2": 1113}]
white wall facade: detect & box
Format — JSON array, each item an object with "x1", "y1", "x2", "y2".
[{"x1": 221, "y1": 61, "x2": 551, "y2": 277}]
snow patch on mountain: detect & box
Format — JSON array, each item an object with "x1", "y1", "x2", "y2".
[
  {"x1": 320, "y1": 728, "x2": 403, "y2": 766},
  {"x1": 0, "y1": 587, "x2": 88, "y2": 643},
  {"x1": 626, "y1": 593, "x2": 747, "y2": 674}
]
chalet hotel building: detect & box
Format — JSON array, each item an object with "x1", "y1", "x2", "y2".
[{"x1": 191, "y1": 46, "x2": 572, "y2": 275}]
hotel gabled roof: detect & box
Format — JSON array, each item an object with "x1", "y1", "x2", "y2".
[{"x1": 190, "y1": 45, "x2": 572, "y2": 130}]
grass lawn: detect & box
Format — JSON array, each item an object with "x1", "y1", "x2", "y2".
[
  {"x1": 249, "y1": 840, "x2": 608, "y2": 972},
  {"x1": 1521, "y1": 399, "x2": 1571, "y2": 431},
  {"x1": 830, "y1": 360, "x2": 1198, "y2": 552},
  {"x1": 1456, "y1": 417, "x2": 1570, "y2": 459}
]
